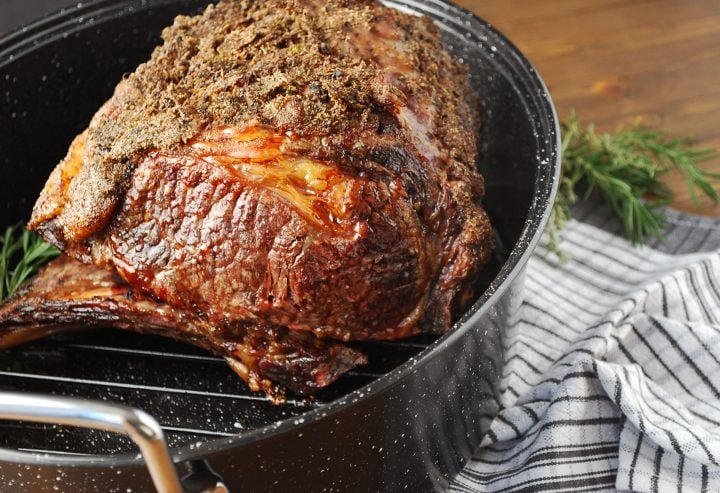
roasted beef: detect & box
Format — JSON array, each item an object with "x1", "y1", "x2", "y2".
[
  {"x1": 4, "y1": 0, "x2": 493, "y2": 394},
  {"x1": 0, "y1": 256, "x2": 365, "y2": 399}
]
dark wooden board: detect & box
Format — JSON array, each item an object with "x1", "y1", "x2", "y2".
[{"x1": 458, "y1": 0, "x2": 720, "y2": 216}]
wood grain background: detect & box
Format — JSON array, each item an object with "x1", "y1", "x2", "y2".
[
  {"x1": 456, "y1": 0, "x2": 720, "y2": 216},
  {"x1": 2, "y1": 0, "x2": 720, "y2": 215}
]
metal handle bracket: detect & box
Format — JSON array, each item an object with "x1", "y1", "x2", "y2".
[{"x1": 0, "y1": 391, "x2": 185, "y2": 493}]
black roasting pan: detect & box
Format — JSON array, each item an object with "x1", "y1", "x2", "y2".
[{"x1": 0, "y1": 0, "x2": 560, "y2": 491}]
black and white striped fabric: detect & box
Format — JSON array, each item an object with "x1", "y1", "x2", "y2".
[{"x1": 450, "y1": 205, "x2": 720, "y2": 493}]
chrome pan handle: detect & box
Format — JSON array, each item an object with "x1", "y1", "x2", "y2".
[{"x1": 0, "y1": 391, "x2": 185, "y2": 493}]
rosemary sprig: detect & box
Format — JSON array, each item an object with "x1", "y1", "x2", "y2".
[
  {"x1": 0, "y1": 225, "x2": 59, "y2": 301},
  {"x1": 548, "y1": 112, "x2": 720, "y2": 254}
]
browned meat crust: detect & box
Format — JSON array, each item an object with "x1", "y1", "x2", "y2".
[
  {"x1": 28, "y1": 0, "x2": 493, "y2": 342},
  {"x1": 0, "y1": 256, "x2": 366, "y2": 399}
]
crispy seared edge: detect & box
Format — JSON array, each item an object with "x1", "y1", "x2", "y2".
[{"x1": 0, "y1": 256, "x2": 366, "y2": 400}]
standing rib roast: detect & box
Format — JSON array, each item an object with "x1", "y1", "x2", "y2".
[{"x1": 0, "y1": 0, "x2": 493, "y2": 398}]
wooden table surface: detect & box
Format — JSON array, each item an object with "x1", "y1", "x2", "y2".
[
  {"x1": 456, "y1": 0, "x2": 720, "y2": 216},
  {"x1": 3, "y1": 0, "x2": 720, "y2": 215}
]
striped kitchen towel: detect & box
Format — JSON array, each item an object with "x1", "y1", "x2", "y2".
[{"x1": 450, "y1": 204, "x2": 720, "y2": 493}]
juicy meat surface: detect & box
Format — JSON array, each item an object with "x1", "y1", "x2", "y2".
[
  {"x1": 0, "y1": 256, "x2": 366, "y2": 399},
  {"x1": 28, "y1": 0, "x2": 493, "y2": 342}
]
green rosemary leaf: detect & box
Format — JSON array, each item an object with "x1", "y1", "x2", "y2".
[
  {"x1": 548, "y1": 112, "x2": 719, "y2": 256},
  {"x1": 0, "y1": 225, "x2": 60, "y2": 302}
]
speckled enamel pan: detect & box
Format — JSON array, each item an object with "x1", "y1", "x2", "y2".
[{"x1": 0, "y1": 1, "x2": 560, "y2": 491}]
